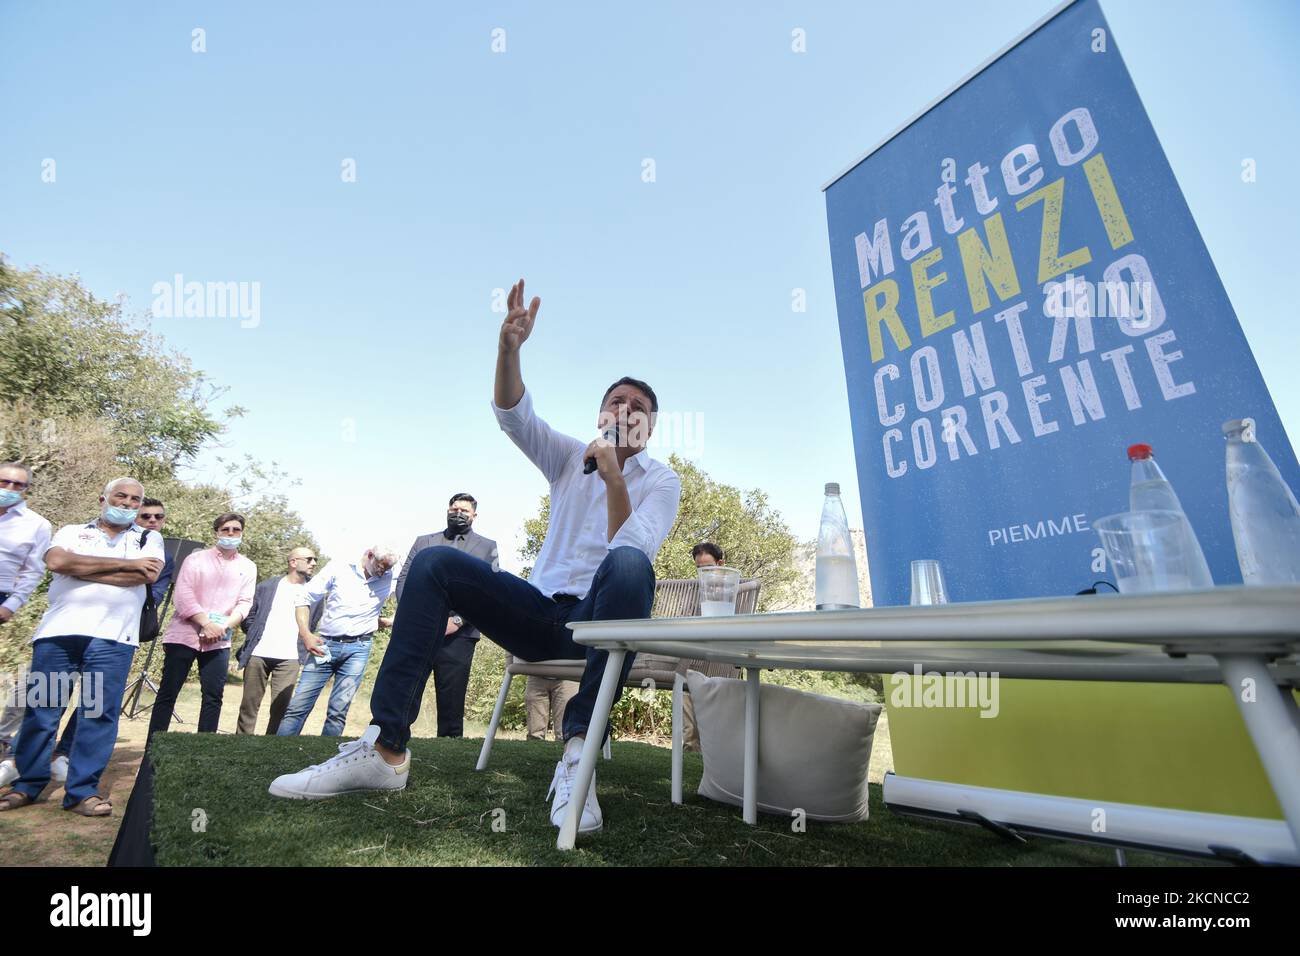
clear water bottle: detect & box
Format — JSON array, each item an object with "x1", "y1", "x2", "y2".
[
  {"x1": 815, "y1": 482, "x2": 861, "y2": 610},
  {"x1": 1223, "y1": 418, "x2": 1300, "y2": 585},
  {"x1": 1126, "y1": 443, "x2": 1214, "y2": 588}
]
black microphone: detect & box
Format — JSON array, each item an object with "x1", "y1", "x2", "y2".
[{"x1": 583, "y1": 426, "x2": 620, "y2": 474}]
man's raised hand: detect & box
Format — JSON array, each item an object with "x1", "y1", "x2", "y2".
[{"x1": 499, "y1": 278, "x2": 540, "y2": 353}]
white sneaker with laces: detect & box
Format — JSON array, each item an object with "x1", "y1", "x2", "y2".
[
  {"x1": 268, "y1": 725, "x2": 409, "y2": 800},
  {"x1": 547, "y1": 750, "x2": 602, "y2": 834},
  {"x1": 50, "y1": 754, "x2": 69, "y2": 785},
  {"x1": 0, "y1": 759, "x2": 17, "y2": 789}
]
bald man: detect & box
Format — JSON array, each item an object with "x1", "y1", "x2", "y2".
[{"x1": 235, "y1": 548, "x2": 323, "y2": 735}]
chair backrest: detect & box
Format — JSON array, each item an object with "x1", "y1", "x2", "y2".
[
  {"x1": 651, "y1": 577, "x2": 762, "y2": 617},
  {"x1": 735, "y1": 579, "x2": 761, "y2": 614},
  {"x1": 651, "y1": 578, "x2": 700, "y2": 618}
]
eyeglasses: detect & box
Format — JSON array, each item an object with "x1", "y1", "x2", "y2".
[
  {"x1": 296, "y1": 557, "x2": 318, "y2": 563},
  {"x1": 139, "y1": 513, "x2": 165, "y2": 520},
  {"x1": 0, "y1": 479, "x2": 29, "y2": 490}
]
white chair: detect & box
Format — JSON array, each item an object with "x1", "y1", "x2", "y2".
[{"x1": 474, "y1": 578, "x2": 761, "y2": 805}]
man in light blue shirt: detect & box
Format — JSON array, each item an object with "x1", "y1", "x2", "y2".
[{"x1": 274, "y1": 546, "x2": 398, "y2": 737}]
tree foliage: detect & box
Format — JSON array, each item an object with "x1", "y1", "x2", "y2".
[
  {"x1": 0, "y1": 255, "x2": 233, "y2": 481},
  {"x1": 0, "y1": 258, "x2": 318, "y2": 670}
]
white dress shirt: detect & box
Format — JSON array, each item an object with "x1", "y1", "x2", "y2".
[
  {"x1": 298, "y1": 560, "x2": 396, "y2": 637},
  {"x1": 0, "y1": 500, "x2": 53, "y2": 614},
  {"x1": 34, "y1": 522, "x2": 165, "y2": 645},
  {"x1": 492, "y1": 387, "x2": 681, "y2": 599}
]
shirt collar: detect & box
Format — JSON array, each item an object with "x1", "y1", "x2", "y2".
[
  {"x1": 0, "y1": 500, "x2": 27, "y2": 518},
  {"x1": 352, "y1": 561, "x2": 390, "y2": 583},
  {"x1": 625, "y1": 449, "x2": 650, "y2": 474}
]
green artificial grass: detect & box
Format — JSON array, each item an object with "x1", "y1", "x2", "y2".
[{"x1": 149, "y1": 733, "x2": 1200, "y2": 867}]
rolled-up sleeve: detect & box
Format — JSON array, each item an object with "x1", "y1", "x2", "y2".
[
  {"x1": 492, "y1": 387, "x2": 585, "y2": 484},
  {"x1": 3, "y1": 518, "x2": 51, "y2": 613},
  {"x1": 608, "y1": 468, "x2": 682, "y2": 561},
  {"x1": 298, "y1": 563, "x2": 332, "y2": 607}
]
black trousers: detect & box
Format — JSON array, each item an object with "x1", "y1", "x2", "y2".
[
  {"x1": 148, "y1": 643, "x2": 230, "y2": 741},
  {"x1": 432, "y1": 633, "x2": 478, "y2": 737}
]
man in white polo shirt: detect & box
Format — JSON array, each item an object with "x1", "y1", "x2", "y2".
[
  {"x1": 0, "y1": 477, "x2": 163, "y2": 816},
  {"x1": 0, "y1": 462, "x2": 53, "y2": 785}
]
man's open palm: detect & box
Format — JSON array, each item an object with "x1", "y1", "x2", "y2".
[{"x1": 500, "y1": 278, "x2": 540, "y2": 352}]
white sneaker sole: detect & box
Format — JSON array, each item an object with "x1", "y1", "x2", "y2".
[{"x1": 268, "y1": 780, "x2": 406, "y2": 800}]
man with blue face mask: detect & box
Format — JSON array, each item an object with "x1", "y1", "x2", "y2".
[
  {"x1": 147, "y1": 512, "x2": 256, "y2": 743},
  {"x1": 0, "y1": 462, "x2": 53, "y2": 787},
  {"x1": 0, "y1": 477, "x2": 163, "y2": 816}
]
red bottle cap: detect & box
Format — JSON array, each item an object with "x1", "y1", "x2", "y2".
[{"x1": 1127, "y1": 443, "x2": 1153, "y2": 461}]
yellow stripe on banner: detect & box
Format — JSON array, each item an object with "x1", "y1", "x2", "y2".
[{"x1": 884, "y1": 676, "x2": 1288, "y2": 820}]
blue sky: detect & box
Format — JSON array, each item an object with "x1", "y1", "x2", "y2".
[{"x1": 3, "y1": 0, "x2": 1297, "y2": 573}]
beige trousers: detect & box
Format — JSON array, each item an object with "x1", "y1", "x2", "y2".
[{"x1": 524, "y1": 675, "x2": 578, "y2": 741}]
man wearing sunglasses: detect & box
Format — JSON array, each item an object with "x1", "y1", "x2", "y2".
[
  {"x1": 235, "y1": 548, "x2": 323, "y2": 735},
  {"x1": 0, "y1": 462, "x2": 53, "y2": 787}
]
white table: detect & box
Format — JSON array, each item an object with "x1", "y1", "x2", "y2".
[{"x1": 559, "y1": 586, "x2": 1300, "y2": 857}]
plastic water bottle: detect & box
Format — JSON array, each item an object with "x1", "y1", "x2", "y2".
[
  {"x1": 1223, "y1": 418, "x2": 1300, "y2": 585},
  {"x1": 1126, "y1": 443, "x2": 1214, "y2": 588},
  {"x1": 815, "y1": 482, "x2": 861, "y2": 610}
]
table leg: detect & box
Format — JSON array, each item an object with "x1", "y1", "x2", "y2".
[
  {"x1": 557, "y1": 649, "x2": 626, "y2": 852},
  {"x1": 1214, "y1": 654, "x2": 1300, "y2": 854},
  {"x1": 671, "y1": 672, "x2": 684, "y2": 805},
  {"x1": 743, "y1": 667, "x2": 760, "y2": 825}
]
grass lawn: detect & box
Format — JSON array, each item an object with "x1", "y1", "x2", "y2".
[{"x1": 149, "y1": 733, "x2": 1200, "y2": 867}]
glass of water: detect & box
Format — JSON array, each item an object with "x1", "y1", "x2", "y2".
[
  {"x1": 1094, "y1": 510, "x2": 1201, "y2": 594},
  {"x1": 698, "y1": 566, "x2": 742, "y2": 616},
  {"x1": 910, "y1": 560, "x2": 950, "y2": 605}
]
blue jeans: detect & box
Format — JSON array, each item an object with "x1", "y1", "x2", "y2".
[
  {"x1": 276, "y1": 638, "x2": 373, "y2": 737},
  {"x1": 12, "y1": 636, "x2": 135, "y2": 807},
  {"x1": 372, "y1": 545, "x2": 654, "y2": 752}
]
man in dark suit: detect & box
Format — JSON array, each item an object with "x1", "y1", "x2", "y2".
[{"x1": 395, "y1": 493, "x2": 499, "y2": 738}]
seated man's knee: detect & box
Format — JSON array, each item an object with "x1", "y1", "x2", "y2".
[
  {"x1": 604, "y1": 546, "x2": 652, "y2": 579},
  {"x1": 413, "y1": 545, "x2": 461, "y2": 581}
]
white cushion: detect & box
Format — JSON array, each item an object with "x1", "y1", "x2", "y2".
[{"x1": 686, "y1": 671, "x2": 881, "y2": 823}]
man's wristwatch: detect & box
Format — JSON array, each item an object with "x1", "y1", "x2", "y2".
[{"x1": 451, "y1": 615, "x2": 463, "y2": 628}]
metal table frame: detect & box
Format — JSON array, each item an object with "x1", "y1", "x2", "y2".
[{"x1": 558, "y1": 586, "x2": 1300, "y2": 854}]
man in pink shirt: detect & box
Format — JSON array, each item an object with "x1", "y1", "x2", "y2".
[{"x1": 147, "y1": 512, "x2": 256, "y2": 742}]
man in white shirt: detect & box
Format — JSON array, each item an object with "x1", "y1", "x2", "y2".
[
  {"x1": 0, "y1": 462, "x2": 53, "y2": 783},
  {"x1": 270, "y1": 279, "x2": 681, "y2": 838},
  {"x1": 234, "y1": 548, "x2": 321, "y2": 735},
  {"x1": 0, "y1": 477, "x2": 163, "y2": 816},
  {"x1": 274, "y1": 546, "x2": 398, "y2": 737}
]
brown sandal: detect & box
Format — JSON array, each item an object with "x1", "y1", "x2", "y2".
[
  {"x1": 0, "y1": 789, "x2": 35, "y2": 811},
  {"x1": 65, "y1": 795, "x2": 112, "y2": 817}
]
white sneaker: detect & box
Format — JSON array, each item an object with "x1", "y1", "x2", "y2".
[
  {"x1": 50, "y1": 755, "x2": 69, "y2": 785},
  {"x1": 268, "y1": 725, "x2": 409, "y2": 800},
  {"x1": 0, "y1": 759, "x2": 17, "y2": 789},
  {"x1": 547, "y1": 751, "x2": 602, "y2": 834}
]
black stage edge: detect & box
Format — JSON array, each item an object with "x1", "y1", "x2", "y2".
[{"x1": 106, "y1": 750, "x2": 156, "y2": 867}]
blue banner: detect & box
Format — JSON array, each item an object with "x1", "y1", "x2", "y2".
[{"x1": 824, "y1": 0, "x2": 1299, "y2": 606}]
